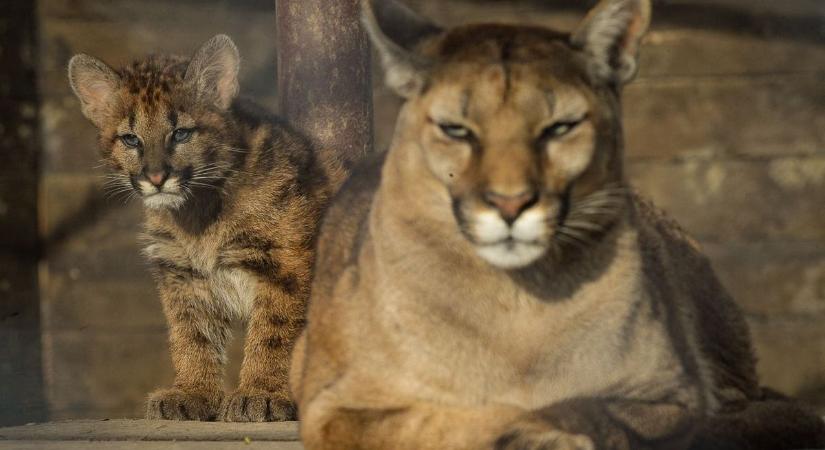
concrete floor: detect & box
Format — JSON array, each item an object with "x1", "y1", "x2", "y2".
[{"x1": 0, "y1": 420, "x2": 303, "y2": 450}]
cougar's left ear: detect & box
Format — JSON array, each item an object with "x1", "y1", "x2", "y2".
[
  {"x1": 185, "y1": 34, "x2": 240, "y2": 110},
  {"x1": 571, "y1": 0, "x2": 651, "y2": 85},
  {"x1": 362, "y1": 0, "x2": 443, "y2": 98}
]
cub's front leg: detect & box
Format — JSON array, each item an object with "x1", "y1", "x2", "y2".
[
  {"x1": 219, "y1": 273, "x2": 307, "y2": 422},
  {"x1": 496, "y1": 397, "x2": 699, "y2": 450},
  {"x1": 146, "y1": 267, "x2": 231, "y2": 421}
]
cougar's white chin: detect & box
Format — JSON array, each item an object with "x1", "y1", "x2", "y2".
[
  {"x1": 475, "y1": 241, "x2": 546, "y2": 269},
  {"x1": 471, "y1": 209, "x2": 548, "y2": 268},
  {"x1": 143, "y1": 193, "x2": 186, "y2": 210}
]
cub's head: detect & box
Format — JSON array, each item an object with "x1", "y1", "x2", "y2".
[
  {"x1": 364, "y1": 0, "x2": 650, "y2": 269},
  {"x1": 68, "y1": 35, "x2": 240, "y2": 210}
]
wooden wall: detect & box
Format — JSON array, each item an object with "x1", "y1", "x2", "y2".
[
  {"x1": 34, "y1": 0, "x2": 825, "y2": 419},
  {"x1": 0, "y1": 0, "x2": 47, "y2": 426}
]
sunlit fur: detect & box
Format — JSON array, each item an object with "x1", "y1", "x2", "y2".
[
  {"x1": 294, "y1": 1, "x2": 825, "y2": 449},
  {"x1": 407, "y1": 33, "x2": 626, "y2": 269},
  {"x1": 69, "y1": 37, "x2": 345, "y2": 423}
]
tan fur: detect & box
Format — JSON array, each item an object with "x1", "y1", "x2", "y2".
[
  {"x1": 69, "y1": 36, "x2": 344, "y2": 422},
  {"x1": 293, "y1": 1, "x2": 825, "y2": 448}
]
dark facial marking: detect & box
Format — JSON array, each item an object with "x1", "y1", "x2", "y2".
[
  {"x1": 450, "y1": 197, "x2": 475, "y2": 244},
  {"x1": 500, "y1": 37, "x2": 514, "y2": 99},
  {"x1": 167, "y1": 110, "x2": 178, "y2": 128},
  {"x1": 460, "y1": 89, "x2": 471, "y2": 118},
  {"x1": 177, "y1": 165, "x2": 193, "y2": 183}
]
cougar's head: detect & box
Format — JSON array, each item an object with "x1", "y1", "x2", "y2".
[
  {"x1": 68, "y1": 35, "x2": 241, "y2": 210},
  {"x1": 364, "y1": 0, "x2": 650, "y2": 269}
]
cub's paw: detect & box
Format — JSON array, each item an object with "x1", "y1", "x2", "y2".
[
  {"x1": 496, "y1": 425, "x2": 594, "y2": 450},
  {"x1": 146, "y1": 388, "x2": 222, "y2": 421},
  {"x1": 219, "y1": 388, "x2": 296, "y2": 422}
]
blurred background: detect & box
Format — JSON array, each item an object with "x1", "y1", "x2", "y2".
[{"x1": 0, "y1": 0, "x2": 823, "y2": 425}]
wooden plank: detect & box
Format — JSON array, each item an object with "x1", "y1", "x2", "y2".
[
  {"x1": 42, "y1": 327, "x2": 248, "y2": 420},
  {"x1": 704, "y1": 242, "x2": 825, "y2": 317},
  {"x1": 44, "y1": 221, "x2": 146, "y2": 282},
  {"x1": 40, "y1": 175, "x2": 136, "y2": 239},
  {"x1": 38, "y1": 15, "x2": 278, "y2": 101},
  {"x1": 0, "y1": 0, "x2": 46, "y2": 427},
  {"x1": 277, "y1": 0, "x2": 373, "y2": 167},
  {"x1": 0, "y1": 419, "x2": 299, "y2": 442},
  {"x1": 42, "y1": 331, "x2": 173, "y2": 419},
  {"x1": 624, "y1": 74, "x2": 825, "y2": 160},
  {"x1": 627, "y1": 156, "x2": 825, "y2": 242},
  {"x1": 40, "y1": 1, "x2": 825, "y2": 85},
  {"x1": 748, "y1": 316, "x2": 825, "y2": 407},
  {"x1": 42, "y1": 280, "x2": 163, "y2": 330},
  {"x1": 640, "y1": 28, "x2": 825, "y2": 78},
  {"x1": 40, "y1": 0, "x2": 273, "y2": 20},
  {"x1": 405, "y1": 0, "x2": 825, "y2": 76},
  {"x1": 0, "y1": 442, "x2": 303, "y2": 450}
]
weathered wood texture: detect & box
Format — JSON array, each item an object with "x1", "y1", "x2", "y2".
[
  {"x1": 276, "y1": 0, "x2": 373, "y2": 168},
  {"x1": 0, "y1": 444, "x2": 301, "y2": 450},
  {"x1": 30, "y1": 0, "x2": 825, "y2": 421},
  {"x1": 0, "y1": 420, "x2": 302, "y2": 449},
  {"x1": 0, "y1": 0, "x2": 47, "y2": 427}
]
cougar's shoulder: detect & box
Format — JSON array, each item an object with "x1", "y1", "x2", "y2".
[
  {"x1": 630, "y1": 191, "x2": 761, "y2": 403},
  {"x1": 312, "y1": 150, "x2": 387, "y2": 289}
]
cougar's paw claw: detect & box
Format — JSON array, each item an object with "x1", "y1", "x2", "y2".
[
  {"x1": 496, "y1": 427, "x2": 595, "y2": 450},
  {"x1": 219, "y1": 389, "x2": 296, "y2": 422},
  {"x1": 146, "y1": 388, "x2": 221, "y2": 421}
]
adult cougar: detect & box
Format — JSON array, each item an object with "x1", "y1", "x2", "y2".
[{"x1": 291, "y1": 0, "x2": 825, "y2": 448}]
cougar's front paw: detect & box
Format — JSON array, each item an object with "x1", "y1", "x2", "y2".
[
  {"x1": 219, "y1": 388, "x2": 296, "y2": 422},
  {"x1": 146, "y1": 388, "x2": 222, "y2": 421},
  {"x1": 496, "y1": 423, "x2": 594, "y2": 450}
]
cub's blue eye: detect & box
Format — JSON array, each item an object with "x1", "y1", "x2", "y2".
[
  {"x1": 540, "y1": 120, "x2": 583, "y2": 141},
  {"x1": 172, "y1": 128, "x2": 193, "y2": 144},
  {"x1": 120, "y1": 134, "x2": 141, "y2": 148},
  {"x1": 438, "y1": 123, "x2": 472, "y2": 140}
]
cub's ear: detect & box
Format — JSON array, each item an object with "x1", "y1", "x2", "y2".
[
  {"x1": 68, "y1": 54, "x2": 121, "y2": 128},
  {"x1": 361, "y1": 0, "x2": 443, "y2": 98},
  {"x1": 571, "y1": 0, "x2": 651, "y2": 85},
  {"x1": 185, "y1": 34, "x2": 240, "y2": 110}
]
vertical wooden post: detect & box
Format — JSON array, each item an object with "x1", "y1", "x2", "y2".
[
  {"x1": 276, "y1": 0, "x2": 373, "y2": 168},
  {"x1": 0, "y1": 0, "x2": 47, "y2": 426}
]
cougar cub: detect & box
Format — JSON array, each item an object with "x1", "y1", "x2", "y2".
[{"x1": 69, "y1": 35, "x2": 343, "y2": 422}]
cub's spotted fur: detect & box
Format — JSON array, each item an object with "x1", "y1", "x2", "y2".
[
  {"x1": 69, "y1": 35, "x2": 343, "y2": 422},
  {"x1": 291, "y1": 0, "x2": 825, "y2": 448}
]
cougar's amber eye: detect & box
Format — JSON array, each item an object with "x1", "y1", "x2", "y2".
[
  {"x1": 120, "y1": 134, "x2": 141, "y2": 148},
  {"x1": 172, "y1": 128, "x2": 194, "y2": 144},
  {"x1": 539, "y1": 120, "x2": 583, "y2": 141},
  {"x1": 438, "y1": 123, "x2": 473, "y2": 141}
]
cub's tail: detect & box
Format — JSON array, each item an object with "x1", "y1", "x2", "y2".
[{"x1": 690, "y1": 396, "x2": 825, "y2": 450}]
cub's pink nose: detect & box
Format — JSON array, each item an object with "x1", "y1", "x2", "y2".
[
  {"x1": 483, "y1": 190, "x2": 539, "y2": 224},
  {"x1": 146, "y1": 171, "x2": 167, "y2": 188}
]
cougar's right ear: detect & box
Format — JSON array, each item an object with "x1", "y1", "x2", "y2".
[
  {"x1": 185, "y1": 34, "x2": 241, "y2": 110},
  {"x1": 361, "y1": 0, "x2": 442, "y2": 98},
  {"x1": 68, "y1": 54, "x2": 122, "y2": 128}
]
